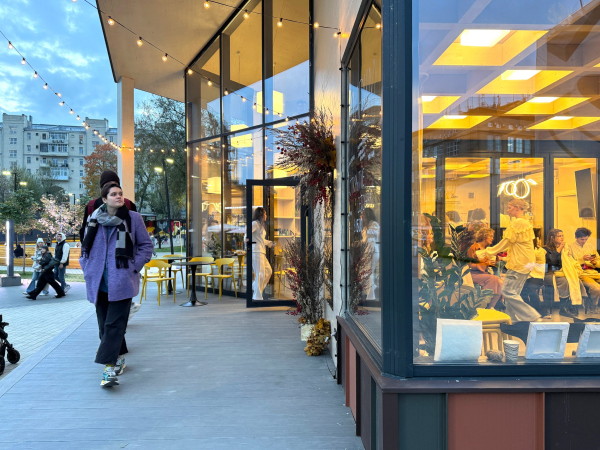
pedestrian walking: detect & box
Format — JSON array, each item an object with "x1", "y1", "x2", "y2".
[
  {"x1": 149, "y1": 232, "x2": 158, "y2": 257},
  {"x1": 23, "y1": 238, "x2": 48, "y2": 296},
  {"x1": 25, "y1": 246, "x2": 66, "y2": 300},
  {"x1": 80, "y1": 183, "x2": 153, "y2": 388},
  {"x1": 53, "y1": 232, "x2": 71, "y2": 293}
]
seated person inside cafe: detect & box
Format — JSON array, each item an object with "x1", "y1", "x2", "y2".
[
  {"x1": 467, "y1": 227, "x2": 503, "y2": 310},
  {"x1": 521, "y1": 237, "x2": 549, "y2": 318},
  {"x1": 544, "y1": 228, "x2": 588, "y2": 318},
  {"x1": 569, "y1": 227, "x2": 600, "y2": 314}
]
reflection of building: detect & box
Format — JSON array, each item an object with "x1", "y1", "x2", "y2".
[
  {"x1": 99, "y1": 0, "x2": 600, "y2": 447},
  {"x1": 0, "y1": 114, "x2": 116, "y2": 199}
]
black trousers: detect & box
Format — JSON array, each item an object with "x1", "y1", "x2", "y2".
[
  {"x1": 522, "y1": 277, "x2": 545, "y2": 314},
  {"x1": 29, "y1": 270, "x2": 65, "y2": 299},
  {"x1": 95, "y1": 291, "x2": 131, "y2": 365}
]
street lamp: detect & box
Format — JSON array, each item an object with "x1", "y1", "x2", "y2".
[
  {"x1": 154, "y1": 157, "x2": 175, "y2": 254},
  {"x1": 2, "y1": 170, "x2": 26, "y2": 191}
]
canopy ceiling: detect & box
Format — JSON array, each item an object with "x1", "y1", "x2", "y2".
[{"x1": 97, "y1": 0, "x2": 242, "y2": 102}]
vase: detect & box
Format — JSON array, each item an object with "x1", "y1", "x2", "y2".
[{"x1": 301, "y1": 324, "x2": 315, "y2": 341}]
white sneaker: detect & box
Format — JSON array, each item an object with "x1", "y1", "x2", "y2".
[
  {"x1": 40, "y1": 291, "x2": 49, "y2": 296},
  {"x1": 129, "y1": 302, "x2": 141, "y2": 319},
  {"x1": 64, "y1": 285, "x2": 71, "y2": 293}
]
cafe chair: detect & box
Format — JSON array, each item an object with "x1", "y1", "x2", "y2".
[
  {"x1": 207, "y1": 258, "x2": 237, "y2": 301},
  {"x1": 187, "y1": 256, "x2": 215, "y2": 298},
  {"x1": 141, "y1": 260, "x2": 176, "y2": 306},
  {"x1": 273, "y1": 255, "x2": 287, "y2": 296},
  {"x1": 163, "y1": 254, "x2": 185, "y2": 285},
  {"x1": 140, "y1": 263, "x2": 163, "y2": 299}
]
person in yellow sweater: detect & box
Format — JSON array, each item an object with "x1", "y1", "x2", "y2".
[
  {"x1": 476, "y1": 198, "x2": 541, "y2": 322},
  {"x1": 569, "y1": 227, "x2": 600, "y2": 314}
]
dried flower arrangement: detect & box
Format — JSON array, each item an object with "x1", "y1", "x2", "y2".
[
  {"x1": 273, "y1": 107, "x2": 336, "y2": 207},
  {"x1": 304, "y1": 318, "x2": 332, "y2": 356},
  {"x1": 348, "y1": 238, "x2": 373, "y2": 315}
]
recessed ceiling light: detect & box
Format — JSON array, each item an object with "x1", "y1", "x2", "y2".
[
  {"x1": 550, "y1": 116, "x2": 573, "y2": 120},
  {"x1": 501, "y1": 70, "x2": 541, "y2": 81},
  {"x1": 460, "y1": 29, "x2": 510, "y2": 47},
  {"x1": 421, "y1": 96, "x2": 437, "y2": 102},
  {"x1": 529, "y1": 97, "x2": 559, "y2": 103},
  {"x1": 444, "y1": 115, "x2": 468, "y2": 120}
]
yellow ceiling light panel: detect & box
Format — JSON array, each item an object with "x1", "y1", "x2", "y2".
[
  {"x1": 230, "y1": 124, "x2": 253, "y2": 148},
  {"x1": 434, "y1": 30, "x2": 547, "y2": 66},
  {"x1": 529, "y1": 116, "x2": 600, "y2": 130},
  {"x1": 422, "y1": 96, "x2": 461, "y2": 114},
  {"x1": 506, "y1": 97, "x2": 589, "y2": 115},
  {"x1": 462, "y1": 174, "x2": 490, "y2": 178},
  {"x1": 477, "y1": 70, "x2": 572, "y2": 95},
  {"x1": 427, "y1": 115, "x2": 491, "y2": 129}
]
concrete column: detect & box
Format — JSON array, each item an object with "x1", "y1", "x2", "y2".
[{"x1": 117, "y1": 76, "x2": 135, "y2": 202}]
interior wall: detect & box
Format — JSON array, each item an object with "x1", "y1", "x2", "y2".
[{"x1": 314, "y1": 0, "x2": 364, "y2": 367}]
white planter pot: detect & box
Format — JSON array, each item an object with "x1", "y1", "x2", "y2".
[{"x1": 301, "y1": 324, "x2": 315, "y2": 341}]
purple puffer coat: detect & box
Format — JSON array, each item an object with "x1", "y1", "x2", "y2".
[{"x1": 79, "y1": 211, "x2": 153, "y2": 304}]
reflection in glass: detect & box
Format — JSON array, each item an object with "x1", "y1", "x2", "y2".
[
  {"x1": 199, "y1": 138, "x2": 222, "y2": 262},
  {"x1": 222, "y1": 2, "x2": 262, "y2": 132},
  {"x1": 266, "y1": 116, "x2": 308, "y2": 178},
  {"x1": 187, "y1": 38, "x2": 220, "y2": 140},
  {"x1": 223, "y1": 128, "x2": 264, "y2": 294},
  {"x1": 347, "y1": 5, "x2": 382, "y2": 350}
]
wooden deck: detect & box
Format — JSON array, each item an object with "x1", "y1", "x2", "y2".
[{"x1": 0, "y1": 284, "x2": 363, "y2": 449}]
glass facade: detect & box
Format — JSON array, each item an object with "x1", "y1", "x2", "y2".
[
  {"x1": 346, "y1": 4, "x2": 383, "y2": 350},
  {"x1": 412, "y1": 0, "x2": 600, "y2": 366},
  {"x1": 186, "y1": 0, "x2": 310, "y2": 296}
]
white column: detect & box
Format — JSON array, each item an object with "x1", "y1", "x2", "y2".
[{"x1": 117, "y1": 76, "x2": 135, "y2": 202}]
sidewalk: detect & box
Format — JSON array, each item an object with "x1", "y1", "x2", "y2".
[
  {"x1": 0, "y1": 281, "x2": 92, "y2": 378},
  {"x1": 0, "y1": 282, "x2": 363, "y2": 449}
]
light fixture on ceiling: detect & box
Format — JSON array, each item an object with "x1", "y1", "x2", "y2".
[
  {"x1": 528, "y1": 96, "x2": 559, "y2": 103},
  {"x1": 107, "y1": 16, "x2": 114, "y2": 26},
  {"x1": 444, "y1": 115, "x2": 468, "y2": 120},
  {"x1": 421, "y1": 96, "x2": 437, "y2": 102},
  {"x1": 243, "y1": 10, "x2": 249, "y2": 19},
  {"x1": 162, "y1": 53, "x2": 168, "y2": 62},
  {"x1": 137, "y1": 37, "x2": 143, "y2": 46},
  {"x1": 187, "y1": 68, "x2": 193, "y2": 75},
  {"x1": 500, "y1": 70, "x2": 540, "y2": 81},
  {"x1": 277, "y1": 18, "x2": 283, "y2": 27},
  {"x1": 460, "y1": 29, "x2": 510, "y2": 47}
]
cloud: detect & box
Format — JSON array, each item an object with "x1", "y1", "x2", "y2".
[
  {"x1": 0, "y1": 79, "x2": 34, "y2": 113},
  {"x1": 46, "y1": 66, "x2": 93, "y2": 81}
]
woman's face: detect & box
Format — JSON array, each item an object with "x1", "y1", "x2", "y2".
[
  {"x1": 262, "y1": 210, "x2": 267, "y2": 222},
  {"x1": 103, "y1": 187, "x2": 124, "y2": 209},
  {"x1": 555, "y1": 232, "x2": 564, "y2": 245},
  {"x1": 37, "y1": 242, "x2": 42, "y2": 248},
  {"x1": 41, "y1": 248, "x2": 47, "y2": 255},
  {"x1": 484, "y1": 233, "x2": 494, "y2": 246},
  {"x1": 425, "y1": 232, "x2": 434, "y2": 245}
]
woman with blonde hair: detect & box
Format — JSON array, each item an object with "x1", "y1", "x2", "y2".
[
  {"x1": 467, "y1": 227, "x2": 503, "y2": 309},
  {"x1": 250, "y1": 207, "x2": 275, "y2": 300}
]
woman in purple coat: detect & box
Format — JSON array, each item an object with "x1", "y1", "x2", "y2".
[{"x1": 80, "y1": 184, "x2": 153, "y2": 388}]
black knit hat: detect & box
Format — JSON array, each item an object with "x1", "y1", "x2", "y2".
[{"x1": 100, "y1": 170, "x2": 120, "y2": 188}]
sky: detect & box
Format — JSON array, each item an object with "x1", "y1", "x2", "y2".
[{"x1": 0, "y1": 0, "x2": 153, "y2": 127}]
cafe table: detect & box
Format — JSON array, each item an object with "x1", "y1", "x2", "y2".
[
  {"x1": 171, "y1": 260, "x2": 214, "y2": 307},
  {"x1": 154, "y1": 255, "x2": 198, "y2": 294}
]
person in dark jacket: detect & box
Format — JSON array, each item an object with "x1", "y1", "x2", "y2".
[
  {"x1": 25, "y1": 246, "x2": 66, "y2": 300},
  {"x1": 79, "y1": 170, "x2": 137, "y2": 243},
  {"x1": 13, "y1": 243, "x2": 24, "y2": 258}
]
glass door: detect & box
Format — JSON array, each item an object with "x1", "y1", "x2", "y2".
[{"x1": 246, "y1": 178, "x2": 304, "y2": 307}]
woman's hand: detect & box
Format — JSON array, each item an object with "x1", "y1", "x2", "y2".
[{"x1": 557, "y1": 243, "x2": 565, "y2": 252}]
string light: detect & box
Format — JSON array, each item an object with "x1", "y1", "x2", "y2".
[
  {"x1": 69, "y1": 109, "x2": 74, "y2": 115},
  {"x1": 33, "y1": 71, "x2": 38, "y2": 78},
  {"x1": 277, "y1": 18, "x2": 283, "y2": 27},
  {"x1": 265, "y1": 108, "x2": 269, "y2": 115},
  {"x1": 241, "y1": 96, "x2": 246, "y2": 102},
  {"x1": 224, "y1": 88, "x2": 229, "y2": 95},
  {"x1": 162, "y1": 53, "x2": 168, "y2": 62},
  {"x1": 207, "y1": 80, "x2": 212, "y2": 86},
  {"x1": 107, "y1": 16, "x2": 114, "y2": 25},
  {"x1": 137, "y1": 37, "x2": 143, "y2": 46},
  {"x1": 204, "y1": 1, "x2": 210, "y2": 8},
  {"x1": 252, "y1": 103, "x2": 256, "y2": 109},
  {"x1": 21, "y1": 57, "x2": 26, "y2": 65},
  {"x1": 76, "y1": 115, "x2": 80, "y2": 121},
  {"x1": 376, "y1": 23, "x2": 381, "y2": 29},
  {"x1": 8, "y1": 41, "x2": 12, "y2": 49},
  {"x1": 187, "y1": 68, "x2": 193, "y2": 75},
  {"x1": 243, "y1": 10, "x2": 249, "y2": 19},
  {"x1": 314, "y1": 22, "x2": 319, "y2": 28},
  {"x1": 43, "y1": 83, "x2": 48, "y2": 90},
  {"x1": 56, "y1": 93, "x2": 62, "y2": 98},
  {"x1": 59, "y1": 101, "x2": 65, "y2": 106},
  {"x1": 334, "y1": 30, "x2": 341, "y2": 38}
]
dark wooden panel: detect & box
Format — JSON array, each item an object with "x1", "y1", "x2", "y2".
[
  {"x1": 448, "y1": 393, "x2": 543, "y2": 450},
  {"x1": 398, "y1": 394, "x2": 446, "y2": 450},
  {"x1": 348, "y1": 339, "x2": 358, "y2": 419},
  {"x1": 545, "y1": 393, "x2": 600, "y2": 450},
  {"x1": 360, "y1": 358, "x2": 372, "y2": 449}
]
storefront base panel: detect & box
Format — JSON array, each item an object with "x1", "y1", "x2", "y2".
[{"x1": 337, "y1": 316, "x2": 600, "y2": 450}]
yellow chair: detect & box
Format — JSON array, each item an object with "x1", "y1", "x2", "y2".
[
  {"x1": 187, "y1": 256, "x2": 215, "y2": 298},
  {"x1": 140, "y1": 264, "x2": 162, "y2": 299},
  {"x1": 273, "y1": 255, "x2": 287, "y2": 296},
  {"x1": 141, "y1": 260, "x2": 176, "y2": 306},
  {"x1": 163, "y1": 254, "x2": 185, "y2": 285},
  {"x1": 207, "y1": 258, "x2": 237, "y2": 301}
]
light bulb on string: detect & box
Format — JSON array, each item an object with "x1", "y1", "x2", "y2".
[
  {"x1": 21, "y1": 58, "x2": 26, "y2": 65},
  {"x1": 376, "y1": 23, "x2": 381, "y2": 29},
  {"x1": 277, "y1": 18, "x2": 283, "y2": 27},
  {"x1": 43, "y1": 83, "x2": 48, "y2": 89},
  {"x1": 285, "y1": 117, "x2": 289, "y2": 121},
  {"x1": 162, "y1": 53, "x2": 168, "y2": 62},
  {"x1": 33, "y1": 71, "x2": 38, "y2": 78},
  {"x1": 314, "y1": 22, "x2": 319, "y2": 28},
  {"x1": 137, "y1": 37, "x2": 143, "y2": 46},
  {"x1": 69, "y1": 109, "x2": 74, "y2": 115},
  {"x1": 224, "y1": 88, "x2": 229, "y2": 95},
  {"x1": 107, "y1": 16, "x2": 115, "y2": 26},
  {"x1": 187, "y1": 68, "x2": 193, "y2": 75},
  {"x1": 241, "y1": 96, "x2": 246, "y2": 102},
  {"x1": 252, "y1": 103, "x2": 256, "y2": 109},
  {"x1": 207, "y1": 79, "x2": 212, "y2": 86},
  {"x1": 8, "y1": 41, "x2": 13, "y2": 49},
  {"x1": 59, "y1": 101, "x2": 65, "y2": 106},
  {"x1": 243, "y1": 10, "x2": 249, "y2": 19},
  {"x1": 76, "y1": 116, "x2": 80, "y2": 121},
  {"x1": 265, "y1": 108, "x2": 269, "y2": 115},
  {"x1": 56, "y1": 93, "x2": 62, "y2": 98},
  {"x1": 204, "y1": 1, "x2": 210, "y2": 8},
  {"x1": 334, "y1": 31, "x2": 341, "y2": 38}
]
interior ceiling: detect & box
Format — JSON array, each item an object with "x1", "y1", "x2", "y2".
[{"x1": 97, "y1": 0, "x2": 243, "y2": 102}]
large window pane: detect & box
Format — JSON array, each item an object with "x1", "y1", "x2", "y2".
[
  {"x1": 265, "y1": 0, "x2": 310, "y2": 121},
  {"x1": 413, "y1": 0, "x2": 600, "y2": 367},
  {"x1": 223, "y1": 128, "x2": 264, "y2": 294},
  {"x1": 187, "y1": 38, "x2": 221, "y2": 140},
  {"x1": 197, "y1": 138, "x2": 222, "y2": 260},
  {"x1": 346, "y1": 5, "x2": 382, "y2": 350},
  {"x1": 222, "y1": 2, "x2": 262, "y2": 132}
]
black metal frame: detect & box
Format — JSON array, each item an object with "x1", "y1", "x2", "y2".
[{"x1": 245, "y1": 177, "x2": 307, "y2": 307}]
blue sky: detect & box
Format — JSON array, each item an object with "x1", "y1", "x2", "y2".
[{"x1": 0, "y1": 0, "x2": 152, "y2": 127}]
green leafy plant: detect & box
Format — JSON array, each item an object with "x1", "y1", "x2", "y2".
[{"x1": 417, "y1": 218, "x2": 494, "y2": 356}]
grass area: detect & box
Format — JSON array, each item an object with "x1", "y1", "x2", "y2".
[{"x1": 0, "y1": 270, "x2": 85, "y2": 282}]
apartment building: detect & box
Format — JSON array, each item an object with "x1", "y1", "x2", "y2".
[{"x1": 0, "y1": 113, "x2": 117, "y2": 200}]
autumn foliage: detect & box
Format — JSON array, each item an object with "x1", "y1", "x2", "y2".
[{"x1": 82, "y1": 144, "x2": 117, "y2": 197}]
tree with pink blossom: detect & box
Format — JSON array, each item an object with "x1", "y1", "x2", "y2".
[{"x1": 37, "y1": 195, "x2": 84, "y2": 238}]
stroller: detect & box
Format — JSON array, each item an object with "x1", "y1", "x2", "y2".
[{"x1": 0, "y1": 315, "x2": 20, "y2": 375}]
